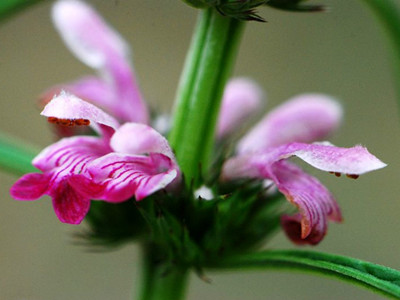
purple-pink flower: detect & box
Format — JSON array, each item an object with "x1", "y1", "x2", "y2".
[
  {"x1": 11, "y1": 93, "x2": 179, "y2": 224},
  {"x1": 220, "y1": 92, "x2": 386, "y2": 244}
]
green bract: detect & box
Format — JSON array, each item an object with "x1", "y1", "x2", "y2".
[
  {"x1": 266, "y1": 0, "x2": 324, "y2": 12},
  {"x1": 181, "y1": 0, "x2": 268, "y2": 21},
  {"x1": 181, "y1": 0, "x2": 324, "y2": 22}
]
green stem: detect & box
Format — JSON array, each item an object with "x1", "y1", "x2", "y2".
[
  {"x1": 137, "y1": 244, "x2": 189, "y2": 300},
  {"x1": 169, "y1": 8, "x2": 244, "y2": 187},
  {"x1": 361, "y1": 0, "x2": 400, "y2": 104}
]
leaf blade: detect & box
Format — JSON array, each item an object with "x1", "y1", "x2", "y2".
[
  {"x1": 207, "y1": 250, "x2": 400, "y2": 299},
  {"x1": 0, "y1": 133, "x2": 38, "y2": 175}
]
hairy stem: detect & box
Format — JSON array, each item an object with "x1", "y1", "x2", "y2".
[{"x1": 136, "y1": 244, "x2": 189, "y2": 300}]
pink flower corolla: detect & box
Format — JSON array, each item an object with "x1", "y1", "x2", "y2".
[
  {"x1": 11, "y1": 93, "x2": 179, "y2": 224},
  {"x1": 41, "y1": 0, "x2": 148, "y2": 124},
  {"x1": 220, "y1": 93, "x2": 386, "y2": 245},
  {"x1": 217, "y1": 78, "x2": 264, "y2": 138}
]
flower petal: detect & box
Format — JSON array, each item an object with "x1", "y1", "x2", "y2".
[
  {"x1": 222, "y1": 142, "x2": 386, "y2": 181},
  {"x1": 217, "y1": 78, "x2": 264, "y2": 138},
  {"x1": 280, "y1": 142, "x2": 387, "y2": 175},
  {"x1": 10, "y1": 173, "x2": 50, "y2": 200},
  {"x1": 41, "y1": 92, "x2": 120, "y2": 133},
  {"x1": 271, "y1": 161, "x2": 341, "y2": 244},
  {"x1": 237, "y1": 94, "x2": 342, "y2": 153},
  {"x1": 51, "y1": 182, "x2": 90, "y2": 224},
  {"x1": 32, "y1": 135, "x2": 110, "y2": 173},
  {"x1": 281, "y1": 214, "x2": 325, "y2": 245},
  {"x1": 106, "y1": 58, "x2": 149, "y2": 124},
  {"x1": 85, "y1": 153, "x2": 178, "y2": 202},
  {"x1": 110, "y1": 123, "x2": 175, "y2": 159},
  {"x1": 52, "y1": 0, "x2": 129, "y2": 69}
]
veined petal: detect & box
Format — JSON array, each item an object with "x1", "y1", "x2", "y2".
[
  {"x1": 85, "y1": 153, "x2": 178, "y2": 202},
  {"x1": 271, "y1": 161, "x2": 341, "y2": 245},
  {"x1": 281, "y1": 214, "x2": 326, "y2": 245},
  {"x1": 217, "y1": 78, "x2": 264, "y2": 138},
  {"x1": 52, "y1": 0, "x2": 129, "y2": 69},
  {"x1": 237, "y1": 94, "x2": 342, "y2": 153},
  {"x1": 110, "y1": 123, "x2": 175, "y2": 159},
  {"x1": 51, "y1": 181, "x2": 91, "y2": 224},
  {"x1": 41, "y1": 92, "x2": 120, "y2": 133},
  {"x1": 32, "y1": 136, "x2": 110, "y2": 172}
]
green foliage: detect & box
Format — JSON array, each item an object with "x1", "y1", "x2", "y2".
[
  {"x1": 0, "y1": 134, "x2": 38, "y2": 175},
  {"x1": 0, "y1": 0, "x2": 45, "y2": 22},
  {"x1": 209, "y1": 250, "x2": 400, "y2": 299},
  {"x1": 181, "y1": 1, "x2": 268, "y2": 21},
  {"x1": 181, "y1": 0, "x2": 325, "y2": 21},
  {"x1": 83, "y1": 179, "x2": 287, "y2": 268},
  {"x1": 79, "y1": 200, "x2": 148, "y2": 247},
  {"x1": 266, "y1": 0, "x2": 324, "y2": 12}
]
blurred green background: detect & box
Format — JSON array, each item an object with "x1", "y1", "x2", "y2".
[{"x1": 0, "y1": 0, "x2": 399, "y2": 299}]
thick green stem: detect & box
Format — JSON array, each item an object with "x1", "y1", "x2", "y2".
[
  {"x1": 137, "y1": 244, "x2": 189, "y2": 300},
  {"x1": 169, "y1": 8, "x2": 244, "y2": 187}
]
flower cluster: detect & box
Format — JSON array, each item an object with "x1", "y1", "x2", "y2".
[{"x1": 11, "y1": 0, "x2": 385, "y2": 246}]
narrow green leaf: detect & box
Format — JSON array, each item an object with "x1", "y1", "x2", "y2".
[
  {"x1": 0, "y1": 133, "x2": 38, "y2": 175},
  {"x1": 0, "y1": 0, "x2": 45, "y2": 22},
  {"x1": 361, "y1": 0, "x2": 400, "y2": 106},
  {"x1": 208, "y1": 250, "x2": 400, "y2": 299}
]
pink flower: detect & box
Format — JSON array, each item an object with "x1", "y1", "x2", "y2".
[
  {"x1": 217, "y1": 78, "x2": 264, "y2": 139},
  {"x1": 220, "y1": 93, "x2": 386, "y2": 245},
  {"x1": 11, "y1": 93, "x2": 179, "y2": 224}
]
